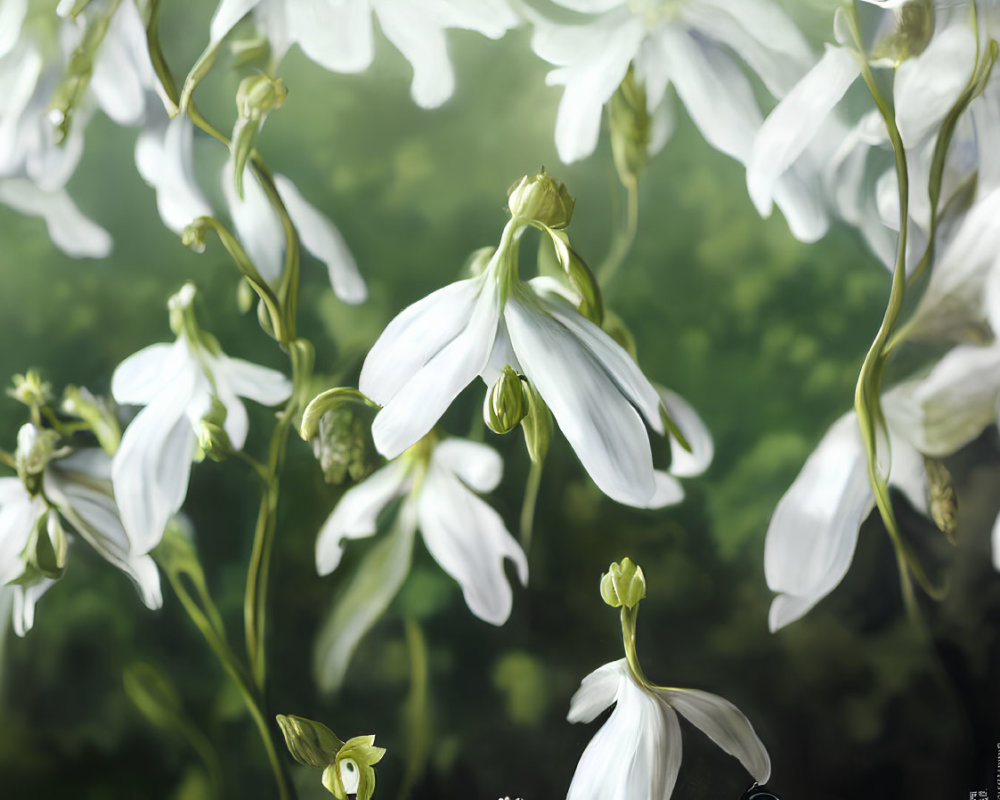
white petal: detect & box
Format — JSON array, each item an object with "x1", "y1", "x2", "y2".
[
  {"x1": 431, "y1": 438, "x2": 503, "y2": 493},
  {"x1": 112, "y1": 340, "x2": 187, "y2": 405},
  {"x1": 375, "y1": 1, "x2": 454, "y2": 108},
  {"x1": 370, "y1": 280, "x2": 500, "y2": 459},
  {"x1": 663, "y1": 688, "x2": 771, "y2": 783},
  {"x1": 12, "y1": 580, "x2": 55, "y2": 637},
  {"x1": 112, "y1": 382, "x2": 199, "y2": 554},
  {"x1": 431, "y1": 0, "x2": 519, "y2": 38},
  {"x1": 315, "y1": 462, "x2": 409, "y2": 576},
  {"x1": 883, "y1": 416, "x2": 928, "y2": 516},
  {"x1": 654, "y1": 27, "x2": 761, "y2": 163},
  {"x1": 992, "y1": 510, "x2": 1000, "y2": 572},
  {"x1": 360, "y1": 278, "x2": 481, "y2": 404},
  {"x1": 0, "y1": 0, "x2": 27, "y2": 59},
  {"x1": 641, "y1": 471, "x2": 685, "y2": 509},
  {"x1": 505, "y1": 291, "x2": 657, "y2": 507},
  {"x1": 479, "y1": 318, "x2": 521, "y2": 386},
  {"x1": 567, "y1": 658, "x2": 626, "y2": 724},
  {"x1": 136, "y1": 116, "x2": 212, "y2": 234},
  {"x1": 658, "y1": 386, "x2": 713, "y2": 477},
  {"x1": 682, "y1": 0, "x2": 813, "y2": 97},
  {"x1": 895, "y1": 22, "x2": 976, "y2": 148},
  {"x1": 313, "y1": 501, "x2": 417, "y2": 693},
  {"x1": 274, "y1": 174, "x2": 366, "y2": 304},
  {"x1": 214, "y1": 354, "x2": 292, "y2": 407},
  {"x1": 287, "y1": 0, "x2": 374, "y2": 74},
  {"x1": 764, "y1": 413, "x2": 874, "y2": 631},
  {"x1": 209, "y1": 0, "x2": 262, "y2": 46},
  {"x1": 222, "y1": 159, "x2": 285, "y2": 286},
  {"x1": 91, "y1": 2, "x2": 150, "y2": 125},
  {"x1": 0, "y1": 181, "x2": 112, "y2": 258},
  {"x1": 417, "y1": 465, "x2": 527, "y2": 625},
  {"x1": 881, "y1": 345, "x2": 1000, "y2": 457},
  {"x1": 747, "y1": 46, "x2": 860, "y2": 216}
]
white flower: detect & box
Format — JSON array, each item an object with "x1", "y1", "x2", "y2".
[
  {"x1": 567, "y1": 659, "x2": 770, "y2": 800},
  {"x1": 360, "y1": 254, "x2": 665, "y2": 507},
  {"x1": 313, "y1": 435, "x2": 527, "y2": 691},
  {"x1": 763, "y1": 404, "x2": 929, "y2": 631},
  {"x1": 528, "y1": 0, "x2": 826, "y2": 239},
  {"x1": 111, "y1": 284, "x2": 292, "y2": 554},
  {"x1": 0, "y1": 436, "x2": 161, "y2": 636},
  {"x1": 204, "y1": 0, "x2": 519, "y2": 108}
]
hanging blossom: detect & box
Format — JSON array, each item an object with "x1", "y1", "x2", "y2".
[
  {"x1": 747, "y1": 1, "x2": 990, "y2": 250},
  {"x1": 0, "y1": 423, "x2": 161, "y2": 636},
  {"x1": 111, "y1": 283, "x2": 292, "y2": 555},
  {"x1": 527, "y1": 0, "x2": 827, "y2": 240},
  {"x1": 0, "y1": 0, "x2": 156, "y2": 257},
  {"x1": 199, "y1": 0, "x2": 520, "y2": 109},
  {"x1": 361, "y1": 173, "x2": 689, "y2": 508},
  {"x1": 568, "y1": 559, "x2": 771, "y2": 800},
  {"x1": 133, "y1": 112, "x2": 366, "y2": 304},
  {"x1": 313, "y1": 433, "x2": 527, "y2": 691},
  {"x1": 763, "y1": 397, "x2": 933, "y2": 632}
]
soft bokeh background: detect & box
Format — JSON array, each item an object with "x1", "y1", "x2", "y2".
[{"x1": 1, "y1": 3, "x2": 999, "y2": 798}]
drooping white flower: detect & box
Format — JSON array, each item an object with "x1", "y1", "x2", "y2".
[
  {"x1": 361, "y1": 263, "x2": 666, "y2": 507},
  {"x1": 313, "y1": 435, "x2": 527, "y2": 691},
  {"x1": 203, "y1": 0, "x2": 520, "y2": 108},
  {"x1": 111, "y1": 283, "x2": 292, "y2": 554},
  {"x1": 566, "y1": 659, "x2": 770, "y2": 800},
  {"x1": 0, "y1": 426, "x2": 161, "y2": 636},
  {"x1": 763, "y1": 403, "x2": 929, "y2": 631}
]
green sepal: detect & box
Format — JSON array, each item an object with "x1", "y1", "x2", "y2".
[
  {"x1": 659, "y1": 403, "x2": 692, "y2": 455},
  {"x1": 540, "y1": 226, "x2": 604, "y2": 325},
  {"x1": 520, "y1": 381, "x2": 552, "y2": 465},
  {"x1": 600, "y1": 557, "x2": 646, "y2": 610},
  {"x1": 62, "y1": 385, "x2": 121, "y2": 455},
  {"x1": 609, "y1": 65, "x2": 651, "y2": 187},
  {"x1": 276, "y1": 714, "x2": 345, "y2": 768}
]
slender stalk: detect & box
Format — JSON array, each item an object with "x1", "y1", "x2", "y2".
[
  {"x1": 597, "y1": 178, "x2": 639, "y2": 288},
  {"x1": 518, "y1": 458, "x2": 543, "y2": 553}
]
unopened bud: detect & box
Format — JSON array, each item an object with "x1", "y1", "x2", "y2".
[
  {"x1": 924, "y1": 456, "x2": 957, "y2": 544},
  {"x1": 277, "y1": 714, "x2": 345, "y2": 768},
  {"x1": 62, "y1": 385, "x2": 121, "y2": 454},
  {"x1": 232, "y1": 74, "x2": 287, "y2": 198},
  {"x1": 610, "y1": 67, "x2": 651, "y2": 187},
  {"x1": 9, "y1": 370, "x2": 52, "y2": 409},
  {"x1": 508, "y1": 171, "x2": 575, "y2": 229},
  {"x1": 485, "y1": 366, "x2": 528, "y2": 435},
  {"x1": 15, "y1": 424, "x2": 60, "y2": 493},
  {"x1": 600, "y1": 557, "x2": 646, "y2": 609},
  {"x1": 17, "y1": 509, "x2": 67, "y2": 583},
  {"x1": 195, "y1": 398, "x2": 232, "y2": 462},
  {"x1": 312, "y1": 405, "x2": 379, "y2": 484}
]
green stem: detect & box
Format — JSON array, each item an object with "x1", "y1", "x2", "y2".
[
  {"x1": 518, "y1": 458, "x2": 543, "y2": 553},
  {"x1": 597, "y1": 177, "x2": 639, "y2": 288},
  {"x1": 620, "y1": 605, "x2": 651, "y2": 689},
  {"x1": 398, "y1": 619, "x2": 430, "y2": 800},
  {"x1": 165, "y1": 567, "x2": 294, "y2": 800}
]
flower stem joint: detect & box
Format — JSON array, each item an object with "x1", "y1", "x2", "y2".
[{"x1": 600, "y1": 557, "x2": 646, "y2": 610}]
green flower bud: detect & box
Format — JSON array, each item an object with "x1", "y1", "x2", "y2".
[
  {"x1": 62, "y1": 385, "x2": 121, "y2": 455},
  {"x1": 15, "y1": 424, "x2": 60, "y2": 494},
  {"x1": 181, "y1": 222, "x2": 208, "y2": 254},
  {"x1": 924, "y1": 456, "x2": 957, "y2": 544},
  {"x1": 508, "y1": 171, "x2": 575, "y2": 229},
  {"x1": 17, "y1": 508, "x2": 67, "y2": 583},
  {"x1": 600, "y1": 557, "x2": 646, "y2": 609},
  {"x1": 9, "y1": 370, "x2": 52, "y2": 409},
  {"x1": 194, "y1": 398, "x2": 233, "y2": 463},
  {"x1": 277, "y1": 716, "x2": 385, "y2": 800},
  {"x1": 485, "y1": 366, "x2": 528, "y2": 435},
  {"x1": 276, "y1": 714, "x2": 345, "y2": 768},
  {"x1": 231, "y1": 74, "x2": 287, "y2": 198},
  {"x1": 168, "y1": 283, "x2": 199, "y2": 337},
  {"x1": 312, "y1": 404, "x2": 380, "y2": 484},
  {"x1": 609, "y1": 66, "x2": 651, "y2": 187}
]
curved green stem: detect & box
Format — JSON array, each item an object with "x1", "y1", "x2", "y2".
[
  {"x1": 518, "y1": 458, "x2": 543, "y2": 553},
  {"x1": 597, "y1": 177, "x2": 639, "y2": 288}
]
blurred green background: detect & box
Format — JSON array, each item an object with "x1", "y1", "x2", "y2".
[{"x1": 1, "y1": 3, "x2": 999, "y2": 799}]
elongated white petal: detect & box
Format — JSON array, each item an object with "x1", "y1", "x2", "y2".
[
  {"x1": 112, "y1": 379, "x2": 198, "y2": 554},
  {"x1": 222, "y1": 160, "x2": 285, "y2": 286},
  {"x1": 112, "y1": 340, "x2": 187, "y2": 405},
  {"x1": 287, "y1": 0, "x2": 374, "y2": 74},
  {"x1": 313, "y1": 502, "x2": 417, "y2": 693},
  {"x1": 136, "y1": 116, "x2": 212, "y2": 234},
  {"x1": 274, "y1": 174, "x2": 366, "y2": 304},
  {"x1": 431, "y1": 438, "x2": 503, "y2": 493},
  {"x1": 480, "y1": 318, "x2": 521, "y2": 386},
  {"x1": 371, "y1": 281, "x2": 500, "y2": 459},
  {"x1": 654, "y1": 27, "x2": 760, "y2": 163},
  {"x1": 0, "y1": 181, "x2": 111, "y2": 258},
  {"x1": 0, "y1": 485, "x2": 41, "y2": 584},
  {"x1": 764, "y1": 413, "x2": 874, "y2": 631},
  {"x1": 683, "y1": 0, "x2": 813, "y2": 97},
  {"x1": 642, "y1": 471, "x2": 685, "y2": 509},
  {"x1": 91, "y1": 0, "x2": 151, "y2": 126},
  {"x1": 361, "y1": 278, "x2": 481, "y2": 404},
  {"x1": 748, "y1": 46, "x2": 860, "y2": 216},
  {"x1": 417, "y1": 465, "x2": 527, "y2": 625},
  {"x1": 663, "y1": 688, "x2": 771, "y2": 783},
  {"x1": 882, "y1": 345, "x2": 1000, "y2": 458},
  {"x1": 209, "y1": 0, "x2": 261, "y2": 46},
  {"x1": 658, "y1": 386, "x2": 713, "y2": 478},
  {"x1": 12, "y1": 580, "x2": 55, "y2": 637},
  {"x1": 214, "y1": 354, "x2": 292, "y2": 407},
  {"x1": 895, "y1": 22, "x2": 976, "y2": 148},
  {"x1": 542, "y1": 294, "x2": 662, "y2": 431},
  {"x1": 567, "y1": 658, "x2": 626, "y2": 724},
  {"x1": 315, "y1": 462, "x2": 409, "y2": 576},
  {"x1": 505, "y1": 291, "x2": 657, "y2": 507},
  {"x1": 375, "y1": 1, "x2": 454, "y2": 108},
  {"x1": 0, "y1": 0, "x2": 26, "y2": 59}
]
